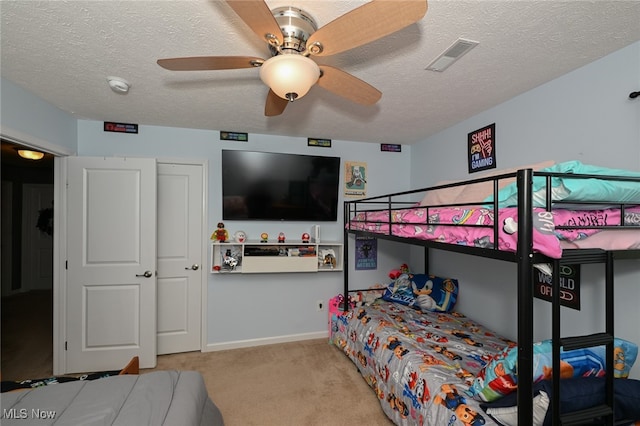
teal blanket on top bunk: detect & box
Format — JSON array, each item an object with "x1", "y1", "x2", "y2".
[{"x1": 486, "y1": 161, "x2": 640, "y2": 208}]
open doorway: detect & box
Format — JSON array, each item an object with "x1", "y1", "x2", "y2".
[{"x1": 1, "y1": 139, "x2": 55, "y2": 380}]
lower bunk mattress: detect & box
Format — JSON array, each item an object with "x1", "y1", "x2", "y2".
[
  {"x1": 0, "y1": 370, "x2": 224, "y2": 426},
  {"x1": 329, "y1": 299, "x2": 640, "y2": 426},
  {"x1": 330, "y1": 299, "x2": 513, "y2": 426}
]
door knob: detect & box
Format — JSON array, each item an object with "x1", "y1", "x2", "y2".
[
  {"x1": 185, "y1": 264, "x2": 199, "y2": 271},
  {"x1": 136, "y1": 270, "x2": 153, "y2": 278}
]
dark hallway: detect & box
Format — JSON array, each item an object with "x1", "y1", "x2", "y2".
[{"x1": 1, "y1": 139, "x2": 55, "y2": 380}]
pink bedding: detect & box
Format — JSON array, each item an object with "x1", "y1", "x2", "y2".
[{"x1": 347, "y1": 205, "x2": 640, "y2": 259}]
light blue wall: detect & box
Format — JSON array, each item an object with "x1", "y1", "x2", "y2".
[
  {"x1": 76, "y1": 120, "x2": 411, "y2": 345},
  {"x1": 0, "y1": 71, "x2": 411, "y2": 348},
  {"x1": 410, "y1": 42, "x2": 640, "y2": 180},
  {"x1": 0, "y1": 78, "x2": 77, "y2": 152},
  {"x1": 409, "y1": 41, "x2": 640, "y2": 378}
]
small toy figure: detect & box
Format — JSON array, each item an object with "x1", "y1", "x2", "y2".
[
  {"x1": 278, "y1": 232, "x2": 286, "y2": 243},
  {"x1": 323, "y1": 253, "x2": 336, "y2": 268},
  {"x1": 301, "y1": 232, "x2": 310, "y2": 243},
  {"x1": 234, "y1": 230, "x2": 247, "y2": 243},
  {"x1": 319, "y1": 248, "x2": 336, "y2": 268},
  {"x1": 260, "y1": 232, "x2": 269, "y2": 243},
  {"x1": 222, "y1": 249, "x2": 238, "y2": 270},
  {"x1": 212, "y1": 222, "x2": 229, "y2": 242}
]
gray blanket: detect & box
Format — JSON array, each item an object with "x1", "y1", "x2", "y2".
[{"x1": 1, "y1": 370, "x2": 224, "y2": 425}]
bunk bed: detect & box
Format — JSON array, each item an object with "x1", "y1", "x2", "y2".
[{"x1": 334, "y1": 161, "x2": 640, "y2": 426}]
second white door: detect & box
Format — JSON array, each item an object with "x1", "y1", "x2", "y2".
[{"x1": 157, "y1": 162, "x2": 204, "y2": 355}]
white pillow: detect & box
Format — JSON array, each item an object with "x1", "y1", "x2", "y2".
[
  {"x1": 420, "y1": 160, "x2": 555, "y2": 206},
  {"x1": 484, "y1": 390, "x2": 549, "y2": 426}
]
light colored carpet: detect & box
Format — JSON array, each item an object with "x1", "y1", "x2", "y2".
[{"x1": 144, "y1": 339, "x2": 395, "y2": 426}]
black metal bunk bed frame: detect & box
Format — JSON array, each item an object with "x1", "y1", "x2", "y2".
[{"x1": 342, "y1": 168, "x2": 640, "y2": 426}]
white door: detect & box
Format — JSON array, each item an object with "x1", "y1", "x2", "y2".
[
  {"x1": 65, "y1": 157, "x2": 157, "y2": 373},
  {"x1": 22, "y1": 184, "x2": 54, "y2": 292},
  {"x1": 157, "y1": 162, "x2": 203, "y2": 354}
]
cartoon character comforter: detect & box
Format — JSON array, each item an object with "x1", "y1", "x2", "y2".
[
  {"x1": 347, "y1": 205, "x2": 640, "y2": 259},
  {"x1": 330, "y1": 300, "x2": 514, "y2": 426}
]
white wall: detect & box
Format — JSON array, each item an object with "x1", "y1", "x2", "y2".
[
  {"x1": 0, "y1": 78, "x2": 77, "y2": 153},
  {"x1": 76, "y1": 120, "x2": 411, "y2": 346},
  {"x1": 409, "y1": 41, "x2": 640, "y2": 378}
]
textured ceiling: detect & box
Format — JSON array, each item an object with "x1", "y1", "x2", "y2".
[{"x1": 1, "y1": 0, "x2": 639, "y2": 145}]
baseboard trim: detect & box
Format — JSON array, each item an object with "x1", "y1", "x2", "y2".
[{"x1": 203, "y1": 331, "x2": 328, "y2": 352}]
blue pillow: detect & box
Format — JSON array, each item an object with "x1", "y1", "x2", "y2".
[
  {"x1": 411, "y1": 274, "x2": 459, "y2": 313},
  {"x1": 381, "y1": 273, "x2": 459, "y2": 313},
  {"x1": 381, "y1": 273, "x2": 418, "y2": 307},
  {"x1": 485, "y1": 161, "x2": 640, "y2": 208},
  {"x1": 470, "y1": 338, "x2": 638, "y2": 402}
]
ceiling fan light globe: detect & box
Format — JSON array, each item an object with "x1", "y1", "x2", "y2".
[{"x1": 260, "y1": 55, "x2": 320, "y2": 101}]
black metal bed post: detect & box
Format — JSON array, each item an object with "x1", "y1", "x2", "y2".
[
  {"x1": 516, "y1": 169, "x2": 534, "y2": 425},
  {"x1": 605, "y1": 252, "x2": 615, "y2": 422},
  {"x1": 343, "y1": 201, "x2": 349, "y2": 311},
  {"x1": 551, "y1": 259, "x2": 561, "y2": 425},
  {"x1": 424, "y1": 247, "x2": 430, "y2": 274}
]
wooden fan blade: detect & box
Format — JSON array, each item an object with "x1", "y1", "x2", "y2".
[
  {"x1": 307, "y1": 0, "x2": 427, "y2": 57},
  {"x1": 225, "y1": 0, "x2": 283, "y2": 46},
  {"x1": 157, "y1": 56, "x2": 263, "y2": 71},
  {"x1": 265, "y1": 89, "x2": 289, "y2": 116},
  {"x1": 317, "y1": 66, "x2": 381, "y2": 105}
]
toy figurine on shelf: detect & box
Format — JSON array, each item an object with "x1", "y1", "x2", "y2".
[
  {"x1": 212, "y1": 222, "x2": 229, "y2": 243},
  {"x1": 222, "y1": 249, "x2": 238, "y2": 270},
  {"x1": 234, "y1": 230, "x2": 247, "y2": 243},
  {"x1": 319, "y1": 248, "x2": 337, "y2": 269},
  {"x1": 278, "y1": 232, "x2": 286, "y2": 243},
  {"x1": 301, "y1": 232, "x2": 310, "y2": 243},
  {"x1": 323, "y1": 253, "x2": 337, "y2": 269},
  {"x1": 260, "y1": 232, "x2": 269, "y2": 243}
]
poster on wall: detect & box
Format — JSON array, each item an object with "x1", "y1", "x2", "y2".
[
  {"x1": 104, "y1": 121, "x2": 138, "y2": 134},
  {"x1": 534, "y1": 264, "x2": 581, "y2": 310},
  {"x1": 355, "y1": 236, "x2": 377, "y2": 270},
  {"x1": 380, "y1": 143, "x2": 402, "y2": 152},
  {"x1": 308, "y1": 138, "x2": 332, "y2": 147},
  {"x1": 344, "y1": 161, "x2": 367, "y2": 198},
  {"x1": 468, "y1": 123, "x2": 496, "y2": 173},
  {"x1": 220, "y1": 131, "x2": 248, "y2": 141}
]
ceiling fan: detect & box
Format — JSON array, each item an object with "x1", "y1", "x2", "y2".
[{"x1": 157, "y1": 0, "x2": 428, "y2": 116}]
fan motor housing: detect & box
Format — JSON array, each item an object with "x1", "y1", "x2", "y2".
[{"x1": 270, "y1": 6, "x2": 317, "y2": 55}]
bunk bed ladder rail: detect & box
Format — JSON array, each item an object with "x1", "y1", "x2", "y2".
[
  {"x1": 343, "y1": 201, "x2": 350, "y2": 305},
  {"x1": 516, "y1": 168, "x2": 536, "y2": 426},
  {"x1": 550, "y1": 251, "x2": 616, "y2": 426}
]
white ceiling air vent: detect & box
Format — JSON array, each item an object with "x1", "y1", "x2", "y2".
[{"x1": 426, "y1": 38, "x2": 479, "y2": 72}]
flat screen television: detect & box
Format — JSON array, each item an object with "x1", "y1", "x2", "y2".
[{"x1": 221, "y1": 150, "x2": 341, "y2": 221}]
